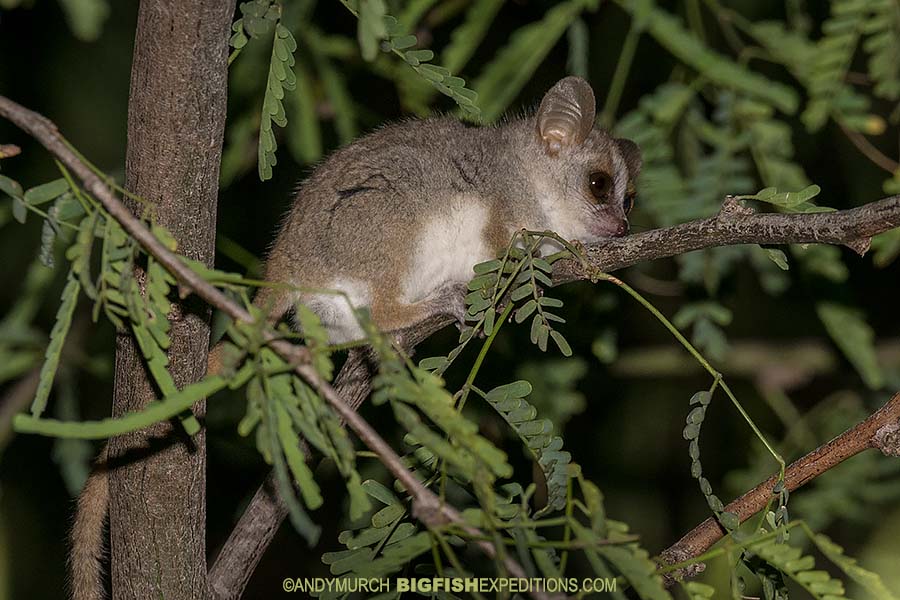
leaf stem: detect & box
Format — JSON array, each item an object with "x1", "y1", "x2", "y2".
[
  {"x1": 600, "y1": 23, "x2": 640, "y2": 128},
  {"x1": 599, "y1": 273, "x2": 785, "y2": 475}
]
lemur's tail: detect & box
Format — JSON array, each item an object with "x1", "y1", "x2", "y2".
[
  {"x1": 69, "y1": 448, "x2": 108, "y2": 600},
  {"x1": 68, "y1": 288, "x2": 292, "y2": 599},
  {"x1": 68, "y1": 344, "x2": 227, "y2": 600}
]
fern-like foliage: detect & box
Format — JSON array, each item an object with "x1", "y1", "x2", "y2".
[
  {"x1": 473, "y1": 0, "x2": 597, "y2": 122},
  {"x1": 862, "y1": 0, "x2": 900, "y2": 101},
  {"x1": 481, "y1": 380, "x2": 571, "y2": 513},
  {"x1": 230, "y1": 311, "x2": 371, "y2": 544},
  {"x1": 747, "y1": 17, "x2": 878, "y2": 134},
  {"x1": 316, "y1": 480, "x2": 432, "y2": 598},
  {"x1": 682, "y1": 389, "x2": 741, "y2": 532},
  {"x1": 815, "y1": 302, "x2": 885, "y2": 390},
  {"x1": 258, "y1": 24, "x2": 298, "y2": 181},
  {"x1": 230, "y1": 1, "x2": 297, "y2": 181},
  {"x1": 748, "y1": 534, "x2": 849, "y2": 599},
  {"x1": 811, "y1": 531, "x2": 900, "y2": 600},
  {"x1": 802, "y1": 0, "x2": 869, "y2": 132},
  {"x1": 341, "y1": 1, "x2": 480, "y2": 115},
  {"x1": 30, "y1": 275, "x2": 80, "y2": 418},
  {"x1": 617, "y1": 0, "x2": 798, "y2": 113}
]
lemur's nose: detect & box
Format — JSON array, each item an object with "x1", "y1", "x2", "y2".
[{"x1": 614, "y1": 219, "x2": 629, "y2": 237}]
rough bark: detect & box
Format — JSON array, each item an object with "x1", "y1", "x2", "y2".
[{"x1": 107, "y1": 2, "x2": 232, "y2": 599}]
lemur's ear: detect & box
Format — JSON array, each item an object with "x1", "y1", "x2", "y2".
[{"x1": 536, "y1": 76, "x2": 596, "y2": 156}]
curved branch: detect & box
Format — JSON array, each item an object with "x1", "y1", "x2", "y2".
[
  {"x1": 659, "y1": 392, "x2": 900, "y2": 581},
  {"x1": 0, "y1": 97, "x2": 544, "y2": 599}
]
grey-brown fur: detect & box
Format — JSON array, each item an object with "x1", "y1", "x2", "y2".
[{"x1": 258, "y1": 76, "x2": 641, "y2": 340}]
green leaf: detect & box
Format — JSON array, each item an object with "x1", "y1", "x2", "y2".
[
  {"x1": 485, "y1": 380, "x2": 533, "y2": 402},
  {"x1": 285, "y1": 58, "x2": 322, "y2": 164},
  {"x1": 515, "y1": 299, "x2": 537, "y2": 323},
  {"x1": 16, "y1": 375, "x2": 228, "y2": 439},
  {"x1": 30, "y1": 276, "x2": 80, "y2": 418},
  {"x1": 0, "y1": 174, "x2": 26, "y2": 223},
  {"x1": 549, "y1": 330, "x2": 572, "y2": 357},
  {"x1": 442, "y1": 0, "x2": 506, "y2": 73},
  {"x1": 816, "y1": 302, "x2": 884, "y2": 390},
  {"x1": 361, "y1": 479, "x2": 399, "y2": 506},
  {"x1": 357, "y1": 0, "x2": 387, "y2": 61},
  {"x1": 24, "y1": 178, "x2": 70, "y2": 206},
  {"x1": 764, "y1": 248, "x2": 790, "y2": 270},
  {"x1": 258, "y1": 23, "x2": 298, "y2": 181},
  {"x1": 510, "y1": 283, "x2": 534, "y2": 301}
]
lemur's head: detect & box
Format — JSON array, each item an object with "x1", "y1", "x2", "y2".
[{"x1": 529, "y1": 76, "x2": 641, "y2": 241}]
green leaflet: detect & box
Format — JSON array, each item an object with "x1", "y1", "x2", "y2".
[
  {"x1": 747, "y1": 17, "x2": 876, "y2": 133},
  {"x1": 816, "y1": 302, "x2": 884, "y2": 390},
  {"x1": 66, "y1": 212, "x2": 100, "y2": 300},
  {"x1": 680, "y1": 582, "x2": 715, "y2": 600},
  {"x1": 618, "y1": 0, "x2": 797, "y2": 113},
  {"x1": 0, "y1": 173, "x2": 27, "y2": 224},
  {"x1": 315, "y1": 52, "x2": 357, "y2": 144},
  {"x1": 263, "y1": 381, "x2": 321, "y2": 545},
  {"x1": 318, "y1": 483, "x2": 429, "y2": 595},
  {"x1": 50, "y1": 370, "x2": 92, "y2": 497},
  {"x1": 597, "y1": 544, "x2": 670, "y2": 600},
  {"x1": 245, "y1": 348, "x2": 370, "y2": 524},
  {"x1": 15, "y1": 375, "x2": 228, "y2": 438},
  {"x1": 30, "y1": 275, "x2": 81, "y2": 417},
  {"x1": 357, "y1": 0, "x2": 387, "y2": 61},
  {"x1": 473, "y1": 0, "x2": 595, "y2": 122},
  {"x1": 274, "y1": 400, "x2": 323, "y2": 510},
  {"x1": 285, "y1": 56, "x2": 322, "y2": 165},
  {"x1": 871, "y1": 228, "x2": 900, "y2": 267},
  {"x1": 570, "y1": 520, "x2": 671, "y2": 600},
  {"x1": 566, "y1": 17, "x2": 589, "y2": 79},
  {"x1": 23, "y1": 178, "x2": 70, "y2": 206}
]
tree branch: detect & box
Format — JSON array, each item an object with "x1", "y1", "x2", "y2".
[
  {"x1": 0, "y1": 97, "x2": 545, "y2": 600},
  {"x1": 659, "y1": 391, "x2": 900, "y2": 582},
  {"x1": 4, "y1": 94, "x2": 900, "y2": 597}
]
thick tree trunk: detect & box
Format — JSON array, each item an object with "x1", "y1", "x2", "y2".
[{"x1": 108, "y1": 2, "x2": 232, "y2": 599}]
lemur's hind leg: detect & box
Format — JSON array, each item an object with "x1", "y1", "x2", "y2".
[{"x1": 369, "y1": 281, "x2": 468, "y2": 334}]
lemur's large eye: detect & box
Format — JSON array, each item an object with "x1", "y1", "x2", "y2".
[
  {"x1": 623, "y1": 191, "x2": 636, "y2": 214},
  {"x1": 589, "y1": 171, "x2": 612, "y2": 202}
]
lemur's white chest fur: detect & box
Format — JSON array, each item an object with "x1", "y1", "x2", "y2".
[{"x1": 402, "y1": 198, "x2": 491, "y2": 304}]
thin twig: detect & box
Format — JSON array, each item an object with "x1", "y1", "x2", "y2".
[
  {"x1": 658, "y1": 392, "x2": 900, "y2": 583},
  {"x1": 0, "y1": 95, "x2": 545, "y2": 599},
  {"x1": 838, "y1": 121, "x2": 900, "y2": 174}
]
